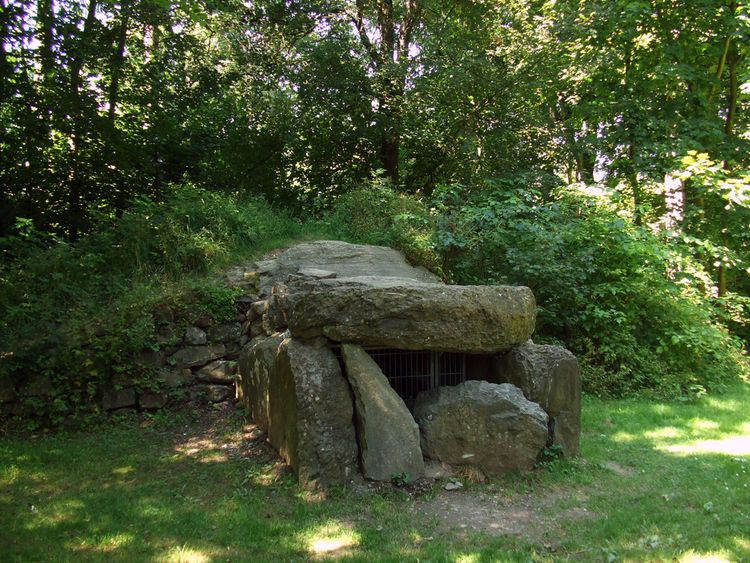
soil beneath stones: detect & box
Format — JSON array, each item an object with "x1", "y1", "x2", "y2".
[
  {"x1": 412, "y1": 488, "x2": 596, "y2": 548},
  {"x1": 167, "y1": 401, "x2": 598, "y2": 550}
]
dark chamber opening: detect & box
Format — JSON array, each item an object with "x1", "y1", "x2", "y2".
[{"x1": 334, "y1": 347, "x2": 467, "y2": 404}]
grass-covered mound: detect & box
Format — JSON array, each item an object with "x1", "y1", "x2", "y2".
[
  {"x1": 1, "y1": 179, "x2": 747, "y2": 427},
  {"x1": 0, "y1": 185, "x2": 303, "y2": 424}
]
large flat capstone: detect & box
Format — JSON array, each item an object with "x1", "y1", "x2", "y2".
[
  {"x1": 255, "y1": 240, "x2": 440, "y2": 295},
  {"x1": 276, "y1": 277, "x2": 536, "y2": 353},
  {"x1": 413, "y1": 380, "x2": 548, "y2": 474},
  {"x1": 341, "y1": 344, "x2": 424, "y2": 481}
]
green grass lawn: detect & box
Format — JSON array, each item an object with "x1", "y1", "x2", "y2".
[{"x1": 1, "y1": 384, "x2": 749, "y2": 562}]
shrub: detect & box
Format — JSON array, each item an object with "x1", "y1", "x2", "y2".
[
  {"x1": 431, "y1": 181, "x2": 747, "y2": 396},
  {"x1": 0, "y1": 184, "x2": 301, "y2": 423},
  {"x1": 321, "y1": 177, "x2": 442, "y2": 276}
]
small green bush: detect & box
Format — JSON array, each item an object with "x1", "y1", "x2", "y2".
[{"x1": 321, "y1": 178, "x2": 442, "y2": 276}]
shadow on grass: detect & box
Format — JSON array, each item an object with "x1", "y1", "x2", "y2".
[
  {"x1": 575, "y1": 383, "x2": 750, "y2": 562},
  {"x1": 1, "y1": 385, "x2": 749, "y2": 562}
]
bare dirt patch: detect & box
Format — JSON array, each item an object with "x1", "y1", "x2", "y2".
[
  {"x1": 412, "y1": 487, "x2": 597, "y2": 546},
  {"x1": 602, "y1": 460, "x2": 636, "y2": 477}
]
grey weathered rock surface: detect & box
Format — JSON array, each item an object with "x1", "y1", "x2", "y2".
[
  {"x1": 169, "y1": 344, "x2": 225, "y2": 368},
  {"x1": 238, "y1": 334, "x2": 284, "y2": 431},
  {"x1": 185, "y1": 326, "x2": 207, "y2": 345},
  {"x1": 196, "y1": 360, "x2": 237, "y2": 383},
  {"x1": 493, "y1": 342, "x2": 581, "y2": 456},
  {"x1": 341, "y1": 344, "x2": 424, "y2": 480},
  {"x1": 207, "y1": 323, "x2": 242, "y2": 343},
  {"x1": 139, "y1": 391, "x2": 167, "y2": 409},
  {"x1": 159, "y1": 367, "x2": 192, "y2": 388},
  {"x1": 204, "y1": 385, "x2": 235, "y2": 403},
  {"x1": 255, "y1": 240, "x2": 441, "y2": 295},
  {"x1": 102, "y1": 387, "x2": 136, "y2": 410},
  {"x1": 278, "y1": 277, "x2": 536, "y2": 353},
  {"x1": 414, "y1": 380, "x2": 548, "y2": 474},
  {"x1": 269, "y1": 338, "x2": 359, "y2": 487}
]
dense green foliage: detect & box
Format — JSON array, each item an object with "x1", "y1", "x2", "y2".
[
  {"x1": 1, "y1": 0, "x2": 749, "y2": 411},
  {"x1": 0, "y1": 185, "x2": 301, "y2": 422},
  {"x1": 325, "y1": 182, "x2": 748, "y2": 396}
]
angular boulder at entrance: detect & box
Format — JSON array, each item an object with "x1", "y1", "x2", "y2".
[
  {"x1": 269, "y1": 338, "x2": 359, "y2": 487},
  {"x1": 413, "y1": 380, "x2": 548, "y2": 474},
  {"x1": 493, "y1": 342, "x2": 581, "y2": 456},
  {"x1": 277, "y1": 277, "x2": 536, "y2": 353},
  {"x1": 341, "y1": 344, "x2": 424, "y2": 481}
]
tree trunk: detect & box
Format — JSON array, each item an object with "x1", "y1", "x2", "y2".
[
  {"x1": 108, "y1": 6, "x2": 129, "y2": 125},
  {"x1": 146, "y1": 19, "x2": 162, "y2": 195},
  {"x1": 628, "y1": 141, "x2": 642, "y2": 226},
  {"x1": 109, "y1": 4, "x2": 129, "y2": 215},
  {"x1": 352, "y1": 0, "x2": 421, "y2": 187},
  {"x1": 67, "y1": 0, "x2": 98, "y2": 241},
  {"x1": 716, "y1": 43, "x2": 739, "y2": 298}
]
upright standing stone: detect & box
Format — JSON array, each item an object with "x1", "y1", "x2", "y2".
[
  {"x1": 341, "y1": 344, "x2": 424, "y2": 481},
  {"x1": 493, "y1": 342, "x2": 581, "y2": 456},
  {"x1": 269, "y1": 338, "x2": 359, "y2": 487}
]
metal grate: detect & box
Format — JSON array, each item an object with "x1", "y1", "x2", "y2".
[{"x1": 334, "y1": 347, "x2": 467, "y2": 404}]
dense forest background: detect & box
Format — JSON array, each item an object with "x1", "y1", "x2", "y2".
[{"x1": 1, "y1": 0, "x2": 749, "y2": 421}]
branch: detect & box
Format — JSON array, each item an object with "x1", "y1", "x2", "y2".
[
  {"x1": 398, "y1": 0, "x2": 421, "y2": 62},
  {"x1": 352, "y1": 0, "x2": 381, "y2": 66}
]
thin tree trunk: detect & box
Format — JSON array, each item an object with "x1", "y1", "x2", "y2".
[
  {"x1": 109, "y1": 4, "x2": 129, "y2": 215},
  {"x1": 628, "y1": 141, "x2": 642, "y2": 226},
  {"x1": 37, "y1": 0, "x2": 55, "y2": 81},
  {"x1": 67, "y1": 0, "x2": 98, "y2": 241},
  {"x1": 352, "y1": 0, "x2": 421, "y2": 187},
  {"x1": 108, "y1": 6, "x2": 128, "y2": 125},
  {"x1": 717, "y1": 46, "x2": 739, "y2": 298}
]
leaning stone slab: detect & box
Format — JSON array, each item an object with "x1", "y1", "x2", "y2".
[
  {"x1": 341, "y1": 344, "x2": 424, "y2": 481},
  {"x1": 269, "y1": 338, "x2": 359, "y2": 487},
  {"x1": 278, "y1": 277, "x2": 536, "y2": 353},
  {"x1": 238, "y1": 334, "x2": 284, "y2": 431},
  {"x1": 493, "y1": 342, "x2": 581, "y2": 456},
  {"x1": 256, "y1": 240, "x2": 441, "y2": 296},
  {"x1": 413, "y1": 380, "x2": 548, "y2": 474}
]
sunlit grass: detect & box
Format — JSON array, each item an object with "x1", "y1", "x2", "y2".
[
  {"x1": 677, "y1": 550, "x2": 734, "y2": 562},
  {"x1": 0, "y1": 383, "x2": 748, "y2": 562},
  {"x1": 164, "y1": 545, "x2": 211, "y2": 562},
  {"x1": 303, "y1": 521, "x2": 361, "y2": 557},
  {"x1": 661, "y1": 435, "x2": 750, "y2": 456}
]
